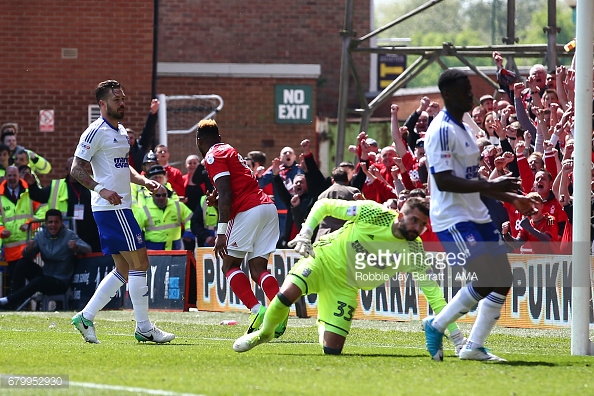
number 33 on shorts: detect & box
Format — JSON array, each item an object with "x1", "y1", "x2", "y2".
[{"x1": 333, "y1": 301, "x2": 355, "y2": 321}]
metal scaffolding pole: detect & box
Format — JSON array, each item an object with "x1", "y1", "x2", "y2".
[{"x1": 335, "y1": 0, "x2": 354, "y2": 166}]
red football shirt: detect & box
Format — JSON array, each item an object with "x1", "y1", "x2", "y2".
[
  {"x1": 204, "y1": 143, "x2": 272, "y2": 219},
  {"x1": 518, "y1": 214, "x2": 559, "y2": 254}
]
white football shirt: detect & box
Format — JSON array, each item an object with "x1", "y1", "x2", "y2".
[
  {"x1": 74, "y1": 117, "x2": 132, "y2": 211},
  {"x1": 425, "y1": 110, "x2": 491, "y2": 232}
]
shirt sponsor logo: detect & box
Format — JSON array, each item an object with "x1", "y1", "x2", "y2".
[
  {"x1": 465, "y1": 165, "x2": 479, "y2": 179},
  {"x1": 114, "y1": 157, "x2": 129, "y2": 169},
  {"x1": 465, "y1": 234, "x2": 477, "y2": 246},
  {"x1": 441, "y1": 153, "x2": 451, "y2": 158}
]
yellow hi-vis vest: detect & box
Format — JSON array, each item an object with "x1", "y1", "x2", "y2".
[
  {"x1": 131, "y1": 182, "x2": 180, "y2": 207},
  {"x1": 200, "y1": 195, "x2": 218, "y2": 229},
  {"x1": 133, "y1": 198, "x2": 192, "y2": 250},
  {"x1": 34, "y1": 178, "x2": 69, "y2": 220}
]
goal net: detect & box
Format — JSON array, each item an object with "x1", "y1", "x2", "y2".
[{"x1": 156, "y1": 94, "x2": 224, "y2": 166}]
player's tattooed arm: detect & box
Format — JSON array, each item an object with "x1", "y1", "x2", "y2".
[{"x1": 70, "y1": 156, "x2": 99, "y2": 191}]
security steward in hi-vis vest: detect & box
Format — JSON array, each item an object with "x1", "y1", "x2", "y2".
[
  {"x1": 132, "y1": 164, "x2": 179, "y2": 207},
  {"x1": 24, "y1": 157, "x2": 102, "y2": 253},
  {"x1": 133, "y1": 185, "x2": 194, "y2": 250},
  {"x1": 191, "y1": 194, "x2": 218, "y2": 247},
  {"x1": 0, "y1": 166, "x2": 42, "y2": 270}
]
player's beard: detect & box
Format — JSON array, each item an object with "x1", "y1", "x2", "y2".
[
  {"x1": 106, "y1": 103, "x2": 125, "y2": 120},
  {"x1": 398, "y1": 222, "x2": 419, "y2": 241}
]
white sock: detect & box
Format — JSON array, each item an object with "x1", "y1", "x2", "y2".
[
  {"x1": 466, "y1": 292, "x2": 506, "y2": 349},
  {"x1": 0, "y1": 297, "x2": 8, "y2": 305},
  {"x1": 251, "y1": 303, "x2": 262, "y2": 315},
  {"x1": 432, "y1": 285, "x2": 481, "y2": 333},
  {"x1": 82, "y1": 270, "x2": 126, "y2": 321},
  {"x1": 449, "y1": 329, "x2": 465, "y2": 346},
  {"x1": 129, "y1": 270, "x2": 152, "y2": 332}
]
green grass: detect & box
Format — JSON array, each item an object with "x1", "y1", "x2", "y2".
[{"x1": 1, "y1": 310, "x2": 593, "y2": 395}]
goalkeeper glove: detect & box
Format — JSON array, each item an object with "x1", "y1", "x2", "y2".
[{"x1": 288, "y1": 226, "x2": 315, "y2": 258}]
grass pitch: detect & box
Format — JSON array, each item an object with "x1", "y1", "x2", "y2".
[{"x1": 0, "y1": 310, "x2": 593, "y2": 395}]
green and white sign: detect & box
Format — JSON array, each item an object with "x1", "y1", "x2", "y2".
[{"x1": 275, "y1": 85, "x2": 313, "y2": 124}]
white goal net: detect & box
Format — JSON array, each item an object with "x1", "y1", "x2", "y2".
[{"x1": 156, "y1": 94, "x2": 224, "y2": 166}]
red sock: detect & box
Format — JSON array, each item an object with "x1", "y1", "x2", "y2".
[
  {"x1": 258, "y1": 271, "x2": 280, "y2": 302},
  {"x1": 226, "y1": 269, "x2": 259, "y2": 310}
]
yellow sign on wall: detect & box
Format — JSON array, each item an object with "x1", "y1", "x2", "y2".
[{"x1": 195, "y1": 249, "x2": 594, "y2": 329}]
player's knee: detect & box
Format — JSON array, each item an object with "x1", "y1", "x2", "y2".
[
  {"x1": 276, "y1": 292, "x2": 292, "y2": 307},
  {"x1": 323, "y1": 346, "x2": 343, "y2": 355}
]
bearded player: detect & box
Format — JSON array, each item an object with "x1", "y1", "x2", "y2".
[{"x1": 233, "y1": 197, "x2": 466, "y2": 355}]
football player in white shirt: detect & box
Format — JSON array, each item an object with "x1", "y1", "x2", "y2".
[
  {"x1": 70, "y1": 80, "x2": 174, "y2": 345},
  {"x1": 422, "y1": 69, "x2": 537, "y2": 362}
]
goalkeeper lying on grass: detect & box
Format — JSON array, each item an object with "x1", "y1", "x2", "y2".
[{"x1": 233, "y1": 197, "x2": 466, "y2": 355}]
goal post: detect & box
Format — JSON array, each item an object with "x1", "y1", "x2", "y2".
[{"x1": 156, "y1": 93, "x2": 224, "y2": 147}]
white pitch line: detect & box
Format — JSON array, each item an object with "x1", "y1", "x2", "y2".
[{"x1": 68, "y1": 381, "x2": 205, "y2": 396}]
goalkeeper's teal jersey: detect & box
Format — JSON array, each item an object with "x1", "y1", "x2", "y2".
[{"x1": 305, "y1": 199, "x2": 428, "y2": 290}]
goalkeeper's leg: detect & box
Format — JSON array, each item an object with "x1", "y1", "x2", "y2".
[{"x1": 260, "y1": 279, "x2": 304, "y2": 337}]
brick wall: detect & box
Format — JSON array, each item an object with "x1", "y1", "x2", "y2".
[
  {"x1": 157, "y1": 0, "x2": 370, "y2": 118},
  {"x1": 0, "y1": 1, "x2": 154, "y2": 184}
]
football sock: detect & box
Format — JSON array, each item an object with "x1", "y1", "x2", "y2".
[
  {"x1": 226, "y1": 268, "x2": 259, "y2": 310},
  {"x1": 260, "y1": 296, "x2": 289, "y2": 336},
  {"x1": 82, "y1": 269, "x2": 126, "y2": 321},
  {"x1": 418, "y1": 278, "x2": 461, "y2": 334},
  {"x1": 432, "y1": 284, "x2": 482, "y2": 333},
  {"x1": 258, "y1": 271, "x2": 280, "y2": 302},
  {"x1": 129, "y1": 270, "x2": 152, "y2": 332},
  {"x1": 466, "y1": 292, "x2": 505, "y2": 349}
]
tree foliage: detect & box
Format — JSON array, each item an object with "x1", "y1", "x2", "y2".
[{"x1": 374, "y1": 0, "x2": 575, "y2": 87}]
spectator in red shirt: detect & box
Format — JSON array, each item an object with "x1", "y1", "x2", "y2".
[
  {"x1": 534, "y1": 169, "x2": 567, "y2": 237},
  {"x1": 502, "y1": 192, "x2": 559, "y2": 254},
  {"x1": 155, "y1": 144, "x2": 185, "y2": 197}
]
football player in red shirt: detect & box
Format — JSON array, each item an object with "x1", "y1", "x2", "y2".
[{"x1": 197, "y1": 120, "x2": 286, "y2": 338}]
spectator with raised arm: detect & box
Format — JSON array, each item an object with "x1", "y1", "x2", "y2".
[
  {"x1": 272, "y1": 139, "x2": 330, "y2": 246},
  {"x1": 259, "y1": 146, "x2": 303, "y2": 247},
  {"x1": 404, "y1": 96, "x2": 435, "y2": 151},
  {"x1": 127, "y1": 98, "x2": 159, "y2": 173}
]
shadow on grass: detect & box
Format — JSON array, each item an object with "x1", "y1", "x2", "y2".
[
  {"x1": 276, "y1": 352, "x2": 428, "y2": 358},
  {"x1": 494, "y1": 361, "x2": 557, "y2": 367}
]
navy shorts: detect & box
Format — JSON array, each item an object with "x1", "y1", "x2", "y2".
[
  {"x1": 93, "y1": 209, "x2": 145, "y2": 255},
  {"x1": 436, "y1": 221, "x2": 507, "y2": 264}
]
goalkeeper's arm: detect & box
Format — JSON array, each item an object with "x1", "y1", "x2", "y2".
[{"x1": 288, "y1": 199, "x2": 366, "y2": 258}]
